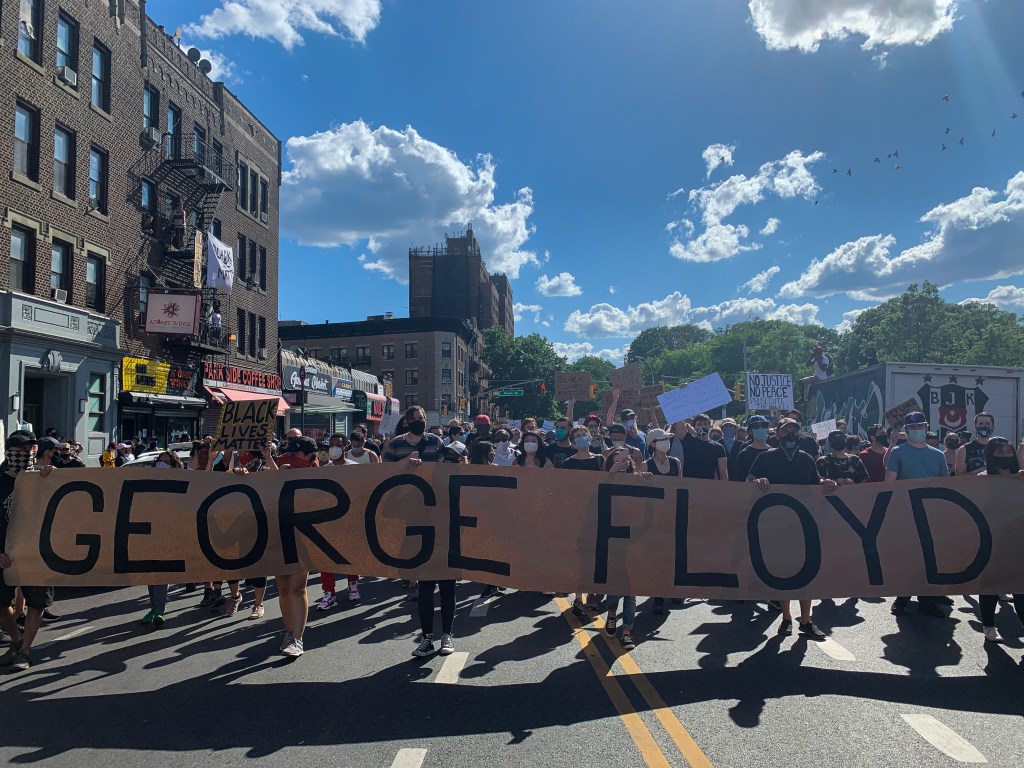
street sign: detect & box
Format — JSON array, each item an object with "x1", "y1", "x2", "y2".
[{"x1": 497, "y1": 388, "x2": 524, "y2": 397}]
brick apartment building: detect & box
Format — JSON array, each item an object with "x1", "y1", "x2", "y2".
[
  {"x1": 279, "y1": 315, "x2": 492, "y2": 426},
  {"x1": 0, "y1": 0, "x2": 282, "y2": 460}
]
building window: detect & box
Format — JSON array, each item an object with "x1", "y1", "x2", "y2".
[
  {"x1": 53, "y1": 126, "x2": 74, "y2": 198},
  {"x1": 441, "y1": 341, "x2": 452, "y2": 358},
  {"x1": 405, "y1": 342, "x2": 418, "y2": 359},
  {"x1": 248, "y1": 240, "x2": 257, "y2": 279},
  {"x1": 85, "y1": 253, "x2": 104, "y2": 311},
  {"x1": 14, "y1": 102, "x2": 38, "y2": 180},
  {"x1": 248, "y1": 312, "x2": 257, "y2": 357},
  {"x1": 259, "y1": 179, "x2": 269, "y2": 220},
  {"x1": 405, "y1": 369, "x2": 418, "y2": 386},
  {"x1": 88, "y1": 374, "x2": 106, "y2": 432},
  {"x1": 91, "y1": 43, "x2": 111, "y2": 111},
  {"x1": 382, "y1": 344, "x2": 395, "y2": 360},
  {"x1": 441, "y1": 368, "x2": 452, "y2": 384},
  {"x1": 56, "y1": 14, "x2": 79, "y2": 72},
  {"x1": 458, "y1": 370, "x2": 465, "y2": 388},
  {"x1": 356, "y1": 345, "x2": 370, "y2": 362},
  {"x1": 211, "y1": 219, "x2": 222, "y2": 240},
  {"x1": 381, "y1": 369, "x2": 394, "y2": 383},
  {"x1": 405, "y1": 394, "x2": 418, "y2": 410},
  {"x1": 193, "y1": 125, "x2": 206, "y2": 163},
  {"x1": 50, "y1": 240, "x2": 71, "y2": 293},
  {"x1": 237, "y1": 162, "x2": 248, "y2": 208},
  {"x1": 258, "y1": 246, "x2": 266, "y2": 290},
  {"x1": 88, "y1": 147, "x2": 108, "y2": 212},
  {"x1": 143, "y1": 84, "x2": 159, "y2": 129},
  {"x1": 18, "y1": 0, "x2": 40, "y2": 60},
  {"x1": 257, "y1": 316, "x2": 266, "y2": 353},
  {"x1": 210, "y1": 139, "x2": 223, "y2": 175},
  {"x1": 138, "y1": 275, "x2": 152, "y2": 324},
  {"x1": 167, "y1": 103, "x2": 181, "y2": 158},
  {"x1": 236, "y1": 308, "x2": 246, "y2": 354},
  {"x1": 249, "y1": 170, "x2": 258, "y2": 215},
  {"x1": 237, "y1": 234, "x2": 247, "y2": 278},
  {"x1": 10, "y1": 228, "x2": 33, "y2": 294},
  {"x1": 140, "y1": 179, "x2": 156, "y2": 213}
]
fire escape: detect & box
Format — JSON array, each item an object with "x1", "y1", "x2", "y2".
[{"x1": 139, "y1": 130, "x2": 235, "y2": 361}]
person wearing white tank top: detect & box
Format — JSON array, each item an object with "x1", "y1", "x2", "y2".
[{"x1": 345, "y1": 432, "x2": 379, "y2": 464}]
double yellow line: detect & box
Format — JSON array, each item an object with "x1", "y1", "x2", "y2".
[{"x1": 555, "y1": 597, "x2": 713, "y2": 768}]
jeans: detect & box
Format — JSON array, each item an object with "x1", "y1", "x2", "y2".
[
  {"x1": 418, "y1": 580, "x2": 456, "y2": 636},
  {"x1": 148, "y1": 585, "x2": 168, "y2": 614},
  {"x1": 606, "y1": 595, "x2": 636, "y2": 630},
  {"x1": 979, "y1": 594, "x2": 1024, "y2": 626}
]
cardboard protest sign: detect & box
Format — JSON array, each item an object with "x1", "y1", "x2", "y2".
[
  {"x1": 811, "y1": 419, "x2": 837, "y2": 441},
  {"x1": 604, "y1": 388, "x2": 640, "y2": 412},
  {"x1": 639, "y1": 406, "x2": 666, "y2": 427},
  {"x1": 213, "y1": 398, "x2": 277, "y2": 451},
  {"x1": 639, "y1": 384, "x2": 666, "y2": 409},
  {"x1": 8, "y1": 467, "x2": 1024, "y2": 600},
  {"x1": 610, "y1": 364, "x2": 644, "y2": 392},
  {"x1": 885, "y1": 397, "x2": 922, "y2": 428},
  {"x1": 555, "y1": 371, "x2": 592, "y2": 401},
  {"x1": 379, "y1": 412, "x2": 402, "y2": 437},
  {"x1": 508, "y1": 419, "x2": 522, "y2": 430},
  {"x1": 746, "y1": 373, "x2": 794, "y2": 411},
  {"x1": 657, "y1": 374, "x2": 731, "y2": 424}
]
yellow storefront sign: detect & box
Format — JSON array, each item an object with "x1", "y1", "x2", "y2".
[{"x1": 121, "y1": 356, "x2": 171, "y2": 394}]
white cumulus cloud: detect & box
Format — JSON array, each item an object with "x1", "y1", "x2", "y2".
[
  {"x1": 187, "y1": 0, "x2": 382, "y2": 49},
  {"x1": 280, "y1": 120, "x2": 538, "y2": 283},
  {"x1": 748, "y1": 0, "x2": 959, "y2": 53},
  {"x1": 760, "y1": 217, "x2": 780, "y2": 236},
  {"x1": 552, "y1": 342, "x2": 627, "y2": 365},
  {"x1": 961, "y1": 285, "x2": 1024, "y2": 312},
  {"x1": 535, "y1": 272, "x2": 582, "y2": 297},
  {"x1": 781, "y1": 171, "x2": 1024, "y2": 300},
  {"x1": 740, "y1": 265, "x2": 781, "y2": 295},
  {"x1": 513, "y1": 302, "x2": 543, "y2": 322},
  {"x1": 835, "y1": 307, "x2": 871, "y2": 333},
  {"x1": 702, "y1": 143, "x2": 736, "y2": 178},
  {"x1": 564, "y1": 292, "x2": 820, "y2": 339}
]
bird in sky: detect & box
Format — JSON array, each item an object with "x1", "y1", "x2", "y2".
[
  {"x1": 992, "y1": 128, "x2": 997, "y2": 137},
  {"x1": 874, "y1": 157, "x2": 880, "y2": 163},
  {"x1": 894, "y1": 150, "x2": 899, "y2": 158},
  {"x1": 959, "y1": 137, "x2": 965, "y2": 145},
  {"x1": 814, "y1": 200, "x2": 819, "y2": 206},
  {"x1": 943, "y1": 94, "x2": 950, "y2": 101},
  {"x1": 1013, "y1": 113, "x2": 1019, "y2": 119},
  {"x1": 894, "y1": 164, "x2": 901, "y2": 170},
  {"x1": 1020, "y1": 90, "x2": 1024, "y2": 97},
  {"x1": 833, "y1": 168, "x2": 838, "y2": 174},
  {"x1": 945, "y1": 127, "x2": 951, "y2": 134},
  {"x1": 847, "y1": 168, "x2": 852, "y2": 176},
  {"x1": 941, "y1": 143, "x2": 947, "y2": 151}
]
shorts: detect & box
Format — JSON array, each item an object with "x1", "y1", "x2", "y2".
[{"x1": 0, "y1": 579, "x2": 54, "y2": 611}]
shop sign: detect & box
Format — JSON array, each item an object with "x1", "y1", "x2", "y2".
[
  {"x1": 282, "y1": 364, "x2": 332, "y2": 396},
  {"x1": 334, "y1": 376, "x2": 354, "y2": 401},
  {"x1": 352, "y1": 391, "x2": 385, "y2": 421},
  {"x1": 122, "y1": 357, "x2": 193, "y2": 396},
  {"x1": 145, "y1": 291, "x2": 201, "y2": 336},
  {"x1": 202, "y1": 361, "x2": 282, "y2": 395}
]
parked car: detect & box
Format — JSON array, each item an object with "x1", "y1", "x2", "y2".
[{"x1": 121, "y1": 448, "x2": 192, "y2": 468}]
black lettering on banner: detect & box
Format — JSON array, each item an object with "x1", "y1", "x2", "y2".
[
  {"x1": 826, "y1": 491, "x2": 891, "y2": 585},
  {"x1": 39, "y1": 481, "x2": 104, "y2": 576},
  {"x1": 278, "y1": 478, "x2": 350, "y2": 566},
  {"x1": 448, "y1": 474, "x2": 514, "y2": 577},
  {"x1": 594, "y1": 483, "x2": 664, "y2": 584},
  {"x1": 674, "y1": 488, "x2": 739, "y2": 588},
  {"x1": 114, "y1": 480, "x2": 189, "y2": 573},
  {"x1": 747, "y1": 493, "x2": 821, "y2": 590},
  {"x1": 909, "y1": 487, "x2": 992, "y2": 585},
  {"x1": 365, "y1": 475, "x2": 436, "y2": 569},
  {"x1": 196, "y1": 485, "x2": 269, "y2": 570}
]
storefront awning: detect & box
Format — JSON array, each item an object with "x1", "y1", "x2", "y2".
[
  {"x1": 204, "y1": 386, "x2": 291, "y2": 413},
  {"x1": 283, "y1": 391, "x2": 361, "y2": 415},
  {"x1": 121, "y1": 392, "x2": 208, "y2": 408}
]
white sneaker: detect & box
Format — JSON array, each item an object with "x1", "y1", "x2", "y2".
[
  {"x1": 282, "y1": 636, "x2": 304, "y2": 657},
  {"x1": 983, "y1": 626, "x2": 1001, "y2": 643},
  {"x1": 348, "y1": 586, "x2": 361, "y2": 602},
  {"x1": 315, "y1": 591, "x2": 337, "y2": 611},
  {"x1": 279, "y1": 631, "x2": 294, "y2": 651},
  {"x1": 439, "y1": 633, "x2": 455, "y2": 656}
]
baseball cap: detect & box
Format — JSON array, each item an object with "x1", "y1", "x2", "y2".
[
  {"x1": 289, "y1": 436, "x2": 319, "y2": 454},
  {"x1": 6, "y1": 430, "x2": 37, "y2": 449},
  {"x1": 646, "y1": 428, "x2": 670, "y2": 444},
  {"x1": 608, "y1": 423, "x2": 627, "y2": 435},
  {"x1": 621, "y1": 409, "x2": 637, "y2": 420},
  {"x1": 776, "y1": 418, "x2": 800, "y2": 430},
  {"x1": 584, "y1": 414, "x2": 602, "y2": 426},
  {"x1": 474, "y1": 414, "x2": 491, "y2": 426},
  {"x1": 445, "y1": 441, "x2": 467, "y2": 456},
  {"x1": 37, "y1": 437, "x2": 62, "y2": 452},
  {"x1": 746, "y1": 415, "x2": 769, "y2": 427},
  {"x1": 903, "y1": 412, "x2": 928, "y2": 426}
]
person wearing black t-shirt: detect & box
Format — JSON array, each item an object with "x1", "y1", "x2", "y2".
[
  {"x1": 560, "y1": 425, "x2": 604, "y2": 471},
  {"x1": 678, "y1": 414, "x2": 728, "y2": 480},
  {"x1": 816, "y1": 431, "x2": 868, "y2": 485},
  {"x1": 748, "y1": 418, "x2": 838, "y2": 641},
  {"x1": 767, "y1": 409, "x2": 820, "y2": 457},
  {"x1": 733, "y1": 415, "x2": 771, "y2": 483}
]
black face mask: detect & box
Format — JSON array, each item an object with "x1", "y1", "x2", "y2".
[
  {"x1": 407, "y1": 420, "x2": 426, "y2": 436},
  {"x1": 875, "y1": 434, "x2": 890, "y2": 448},
  {"x1": 780, "y1": 433, "x2": 799, "y2": 450},
  {"x1": 992, "y1": 456, "x2": 1018, "y2": 472}
]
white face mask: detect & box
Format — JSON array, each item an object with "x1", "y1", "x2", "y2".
[
  {"x1": 328, "y1": 446, "x2": 344, "y2": 460},
  {"x1": 611, "y1": 439, "x2": 626, "y2": 449},
  {"x1": 523, "y1": 441, "x2": 539, "y2": 454},
  {"x1": 654, "y1": 440, "x2": 672, "y2": 453},
  {"x1": 496, "y1": 440, "x2": 510, "y2": 452}
]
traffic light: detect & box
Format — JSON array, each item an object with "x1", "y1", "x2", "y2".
[
  {"x1": 540, "y1": 383, "x2": 546, "y2": 394},
  {"x1": 591, "y1": 384, "x2": 598, "y2": 400},
  {"x1": 732, "y1": 382, "x2": 744, "y2": 401}
]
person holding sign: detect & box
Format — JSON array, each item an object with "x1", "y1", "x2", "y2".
[
  {"x1": 747, "y1": 418, "x2": 838, "y2": 640},
  {"x1": 679, "y1": 414, "x2": 728, "y2": 481}
]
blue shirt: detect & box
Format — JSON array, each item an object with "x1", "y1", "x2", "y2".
[
  {"x1": 626, "y1": 431, "x2": 647, "y2": 461},
  {"x1": 885, "y1": 443, "x2": 948, "y2": 480}
]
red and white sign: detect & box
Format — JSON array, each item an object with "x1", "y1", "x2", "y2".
[{"x1": 145, "y1": 291, "x2": 200, "y2": 336}]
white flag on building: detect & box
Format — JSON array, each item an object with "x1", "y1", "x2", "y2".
[{"x1": 206, "y1": 232, "x2": 234, "y2": 292}]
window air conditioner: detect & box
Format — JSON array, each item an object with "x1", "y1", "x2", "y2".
[
  {"x1": 51, "y1": 288, "x2": 68, "y2": 304},
  {"x1": 258, "y1": 347, "x2": 267, "y2": 360},
  {"x1": 260, "y1": 212, "x2": 268, "y2": 223},
  {"x1": 58, "y1": 66, "x2": 77, "y2": 87},
  {"x1": 142, "y1": 126, "x2": 162, "y2": 148}
]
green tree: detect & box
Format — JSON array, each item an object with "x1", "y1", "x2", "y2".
[
  {"x1": 567, "y1": 355, "x2": 615, "y2": 420},
  {"x1": 482, "y1": 328, "x2": 566, "y2": 420},
  {"x1": 625, "y1": 325, "x2": 712, "y2": 364}
]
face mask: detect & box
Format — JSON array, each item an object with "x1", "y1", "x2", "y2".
[
  {"x1": 976, "y1": 426, "x2": 993, "y2": 438},
  {"x1": 780, "y1": 433, "x2": 799, "y2": 450},
  {"x1": 555, "y1": 427, "x2": 567, "y2": 440},
  {"x1": 655, "y1": 439, "x2": 672, "y2": 453},
  {"x1": 875, "y1": 434, "x2": 890, "y2": 448},
  {"x1": 907, "y1": 428, "x2": 927, "y2": 443},
  {"x1": 752, "y1": 427, "x2": 769, "y2": 442},
  {"x1": 724, "y1": 426, "x2": 737, "y2": 438},
  {"x1": 624, "y1": 419, "x2": 636, "y2": 429},
  {"x1": 407, "y1": 420, "x2": 426, "y2": 436},
  {"x1": 455, "y1": 434, "x2": 466, "y2": 444},
  {"x1": 523, "y1": 441, "x2": 539, "y2": 454},
  {"x1": 589, "y1": 429, "x2": 600, "y2": 441},
  {"x1": 328, "y1": 446, "x2": 344, "y2": 460},
  {"x1": 992, "y1": 456, "x2": 1017, "y2": 472},
  {"x1": 829, "y1": 438, "x2": 847, "y2": 451},
  {"x1": 496, "y1": 440, "x2": 510, "y2": 452},
  {"x1": 155, "y1": 460, "x2": 171, "y2": 469},
  {"x1": 5, "y1": 449, "x2": 36, "y2": 473},
  {"x1": 696, "y1": 426, "x2": 710, "y2": 439},
  {"x1": 574, "y1": 436, "x2": 591, "y2": 449},
  {"x1": 611, "y1": 439, "x2": 627, "y2": 449}
]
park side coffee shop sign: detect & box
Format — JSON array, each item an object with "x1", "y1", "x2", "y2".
[{"x1": 6, "y1": 467, "x2": 1023, "y2": 600}]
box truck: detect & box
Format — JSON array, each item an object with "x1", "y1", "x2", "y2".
[{"x1": 806, "y1": 363, "x2": 1024, "y2": 442}]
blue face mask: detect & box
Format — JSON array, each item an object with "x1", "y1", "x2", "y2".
[
  {"x1": 574, "y1": 436, "x2": 591, "y2": 449},
  {"x1": 624, "y1": 419, "x2": 636, "y2": 429},
  {"x1": 555, "y1": 427, "x2": 567, "y2": 440},
  {"x1": 752, "y1": 427, "x2": 769, "y2": 442}
]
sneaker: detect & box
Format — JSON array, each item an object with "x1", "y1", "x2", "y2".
[
  {"x1": 412, "y1": 634, "x2": 435, "y2": 657},
  {"x1": 571, "y1": 600, "x2": 587, "y2": 618},
  {"x1": 586, "y1": 594, "x2": 604, "y2": 611},
  {"x1": 439, "y1": 634, "x2": 455, "y2": 656},
  {"x1": 249, "y1": 605, "x2": 265, "y2": 621},
  {"x1": 777, "y1": 618, "x2": 794, "y2": 636},
  {"x1": 0, "y1": 641, "x2": 21, "y2": 666},
  {"x1": 152, "y1": 614, "x2": 165, "y2": 627},
  {"x1": 11, "y1": 652, "x2": 31, "y2": 672},
  {"x1": 315, "y1": 591, "x2": 337, "y2": 611},
  {"x1": 605, "y1": 611, "x2": 618, "y2": 636},
  {"x1": 670, "y1": 597, "x2": 685, "y2": 606},
  {"x1": 139, "y1": 611, "x2": 156, "y2": 625},
  {"x1": 347, "y1": 586, "x2": 361, "y2": 602},
  {"x1": 983, "y1": 626, "x2": 1001, "y2": 643},
  {"x1": 224, "y1": 594, "x2": 242, "y2": 617},
  {"x1": 282, "y1": 637, "x2": 304, "y2": 658},
  {"x1": 406, "y1": 582, "x2": 419, "y2": 602},
  {"x1": 280, "y1": 631, "x2": 294, "y2": 652},
  {"x1": 41, "y1": 609, "x2": 61, "y2": 623},
  {"x1": 620, "y1": 631, "x2": 635, "y2": 651},
  {"x1": 199, "y1": 588, "x2": 216, "y2": 608},
  {"x1": 799, "y1": 622, "x2": 826, "y2": 640},
  {"x1": 184, "y1": 583, "x2": 197, "y2": 593}
]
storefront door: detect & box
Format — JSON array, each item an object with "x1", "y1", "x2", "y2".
[{"x1": 22, "y1": 373, "x2": 69, "y2": 439}]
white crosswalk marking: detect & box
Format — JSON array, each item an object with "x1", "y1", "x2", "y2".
[
  {"x1": 470, "y1": 594, "x2": 499, "y2": 617},
  {"x1": 814, "y1": 636, "x2": 856, "y2": 662},
  {"x1": 34, "y1": 625, "x2": 95, "y2": 649},
  {"x1": 901, "y1": 714, "x2": 987, "y2": 763},
  {"x1": 390, "y1": 748, "x2": 428, "y2": 768},
  {"x1": 434, "y1": 651, "x2": 469, "y2": 684}
]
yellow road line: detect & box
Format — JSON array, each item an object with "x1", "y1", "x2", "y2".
[
  {"x1": 555, "y1": 597, "x2": 672, "y2": 768},
  {"x1": 592, "y1": 610, "x2": 714, "y2": 768}
]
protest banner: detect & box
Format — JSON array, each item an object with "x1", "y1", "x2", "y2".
[
  {"x1": 746, "y1": 373, "x2": 794, "y2": 411},
  {"x1": 379, "y1": 412, "x2": 402, "y2": 437},
  {"x1": 639, "y1": 405, "x2": 666, "y2": 427},
  {"x1": 555, "y1": 372, "x2": 592, "y2": 401},
  {"x1": 7, "y1": 467, "x2": 1024, "y2": 600},
  {"x1": 657, "y1": 374, "x2": 731, "y2": 424},
  {"x1": 212, "y1": 398, "x2": 277, "y2": 451},
  {"x1": 604, "y1": 388, "x2": 640, "y2": 412},
  {"x1": 885, "y1": 397, "x2": 922, "y2": 428},
  {"x1": 610, "y1": 364, "x2": 644, "y2": 392},
  {"x1": 811, "y1": 419, "x2": 837, "y2": 441}
]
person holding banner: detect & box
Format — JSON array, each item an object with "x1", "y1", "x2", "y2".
[
  {"x1": 344, "y1": 432, "x2": 379, "y2": 464},
  {"x1": 733, "y1": 415, "x2": 771, "y2": 483},
  {"x1": 560, "y1": 426, "x2": 604, "y2": 472},
  {"x1": 137, "y1": 450, "x2": 187, "y2": 627},
  {"x1": 609, "y1": 423, "x2": 645, "y2": 469},
  {"x1": 514, "y1": 431, "x2": 552, "y2": 469},
  {"x1": 679, "y1": 415, "x2": 729, "y2": 482},
  {"x1": 644, "y1": 429, "x2": 681, "y2": 477},
  {"x1": 491, "y1": 427, "x2": 519, "y2": 467},
  {"x1": 815, "y1": 431, "x2": 868, "y2": 485}
]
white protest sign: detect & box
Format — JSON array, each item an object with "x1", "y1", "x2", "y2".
[
  {"x1": 508, "y1": 419, "x2": 522, "y2": 430},
  {"x1": 379, "y1": 412, "x2": 402, "y2": 437},
  {"x1": 745, "y1": 373, "x2": 794, "y2": 411},
  {"x1": 811, "y1": 419, "x2": 837, "y2": 441},
  {"x1": 656, "y1": 373, "x2": 732, "y2": 424},
  {"x1": 542, "y1": 420, "x2": 555, "y2": 432}
]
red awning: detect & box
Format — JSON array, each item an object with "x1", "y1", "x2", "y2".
[
  {"x1": 365, "y1": 392, "x2": 387, "y2": 404},
  {"x1": 205, "y1": 386, "x2": 291, "y2": 413}
]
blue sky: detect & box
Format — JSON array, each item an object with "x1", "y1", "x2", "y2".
[{"x1": 152, "y1": 0, "x2": 1024, "y2": 362}]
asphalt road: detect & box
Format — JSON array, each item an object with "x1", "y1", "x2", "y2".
[{"x1": 1, "y1": 580, "x2": 1022, "y2": 767}]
